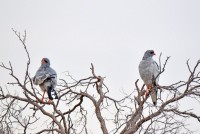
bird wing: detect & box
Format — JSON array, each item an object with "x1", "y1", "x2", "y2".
[
  {"x1": 151, "y1": 61, "x2": 159, "y2": 85},
  {"x1": 149, "y1": 60, "x2": 159, "y2": 105},
  {"x1": 33, "y1": 66, "x2": 57, "y2": 85},
  {"x1": 33, "y1": 72, "x2": 50, "y2": 85}
]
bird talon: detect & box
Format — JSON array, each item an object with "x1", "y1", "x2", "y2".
[
  {"x1": 145, "y1": 90, "x2": 149, "y2": 97},
  {"x1": 145, "y1": 92, "x2": 149, "y2": 97},
  {"x1": 48, "y1": 99, "x2": 53, "y2": 104}
]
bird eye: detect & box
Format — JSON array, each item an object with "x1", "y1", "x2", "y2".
[{"x1": 150, "y1": 51, "x2": 154, "y2": 54}]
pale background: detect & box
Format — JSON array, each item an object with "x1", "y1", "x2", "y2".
[{"x1": 0, "y1": 0, "x2": 200, "y2": 133}]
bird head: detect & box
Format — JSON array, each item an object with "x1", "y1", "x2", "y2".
[
  {"x1": 142, "y1": 50, "x2": 155, "y2": 60},
  {"x1": 41, "y1": 58, "x2": 50, "y2": 67}
]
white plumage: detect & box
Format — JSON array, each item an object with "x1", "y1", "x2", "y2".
[{"x1": 139, "y1": 50, "x2": 159, "y2": 105}]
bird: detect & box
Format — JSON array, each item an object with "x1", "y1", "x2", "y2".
[
  {"x1": 139, "y1": 50, "x2": 159, "y2": 105},
  {"x1": 33, "y1": 58, "x2": 58, "y2": 103}
]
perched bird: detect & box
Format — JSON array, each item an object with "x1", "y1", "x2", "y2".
[
  {"x1": 33, "y1": 58, "x2": 58, "y2": 103},
  {"x1": 139, "y1": 50, "x2": 159, "y2": 105}
]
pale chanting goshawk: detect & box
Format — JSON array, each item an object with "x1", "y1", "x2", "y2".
[
  {"x1": 33, "y1": 58, "x2": 58, "y2": 103},
  {"x1": 139, "y1": 50, "x2": 159, "y2": 105}
]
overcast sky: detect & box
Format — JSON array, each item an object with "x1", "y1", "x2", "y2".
[{"x1": 0, "y1": 0, "x2": 200, "y2": 133}]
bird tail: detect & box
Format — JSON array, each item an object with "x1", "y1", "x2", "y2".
[
  {"x1": 47, "y1": 86, "x2": 58, "y2": 100},
  {"x1": 150, "y1": 86, "x2": 157, "y2": 106}
]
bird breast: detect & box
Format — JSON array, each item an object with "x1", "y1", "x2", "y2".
[{"x1": 139, "y1": 60, "x2": 157, "y2": 85}]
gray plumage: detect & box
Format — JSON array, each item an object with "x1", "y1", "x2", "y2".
[
  {"x1": 139, "y1": 50, "x2": 159, "y2": 105},
  {"x1": 33, "y1": 58, "x2": 58, "y2": 101}
]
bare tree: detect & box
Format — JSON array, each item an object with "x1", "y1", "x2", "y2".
[{"x1": 0, "y1": 30, "x2": 200, "y2": 134}]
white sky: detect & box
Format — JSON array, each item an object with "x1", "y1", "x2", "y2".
[{"x1": 0, "y1": 0, "x2": 200, "y2": 133}]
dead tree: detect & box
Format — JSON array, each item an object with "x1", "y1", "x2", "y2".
[{"x1": 0, "y1": 30, "x2": 200, "y2": 134}]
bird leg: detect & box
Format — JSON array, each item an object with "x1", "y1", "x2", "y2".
[
  {"x1": 41, "y1": 91, "x2": 45, "y2": 103},
  {"x1": 145, "y1": 84, "x2": 154, "y2": 97},
  {"x1": 145, "y1": 87, "x2": 150, "y2": 97}
]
